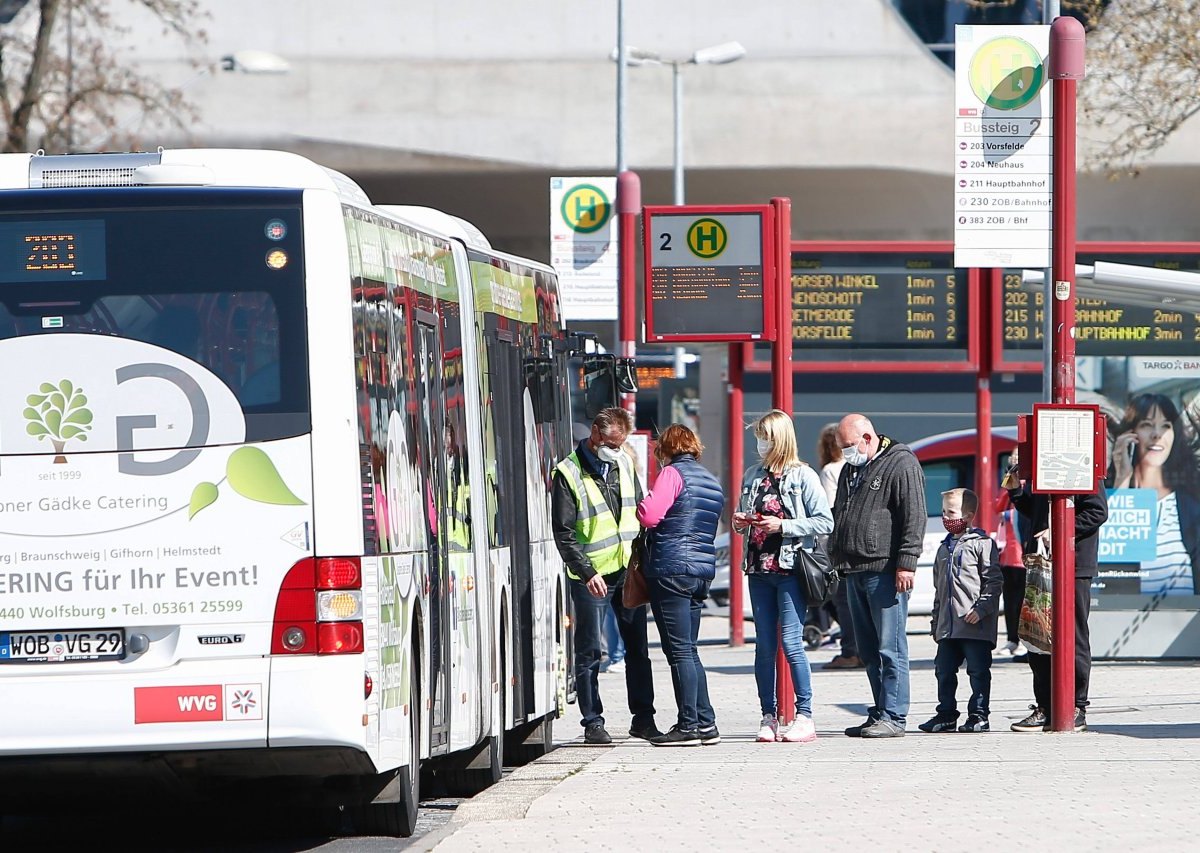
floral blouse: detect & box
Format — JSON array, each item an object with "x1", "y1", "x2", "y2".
[{"x1": 746, "y1": 474, "x2": 788, "y2": 574}]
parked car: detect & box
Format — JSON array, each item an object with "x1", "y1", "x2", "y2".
[{"x1": 909, "y1": 427, "x2": 1018, "y2": 615}]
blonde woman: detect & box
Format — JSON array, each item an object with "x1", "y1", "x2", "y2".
[{"x1": 732, "y1": 410, "x2": 833, "y2": 742}]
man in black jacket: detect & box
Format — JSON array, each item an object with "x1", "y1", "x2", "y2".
[
  {"x1": 552, "y1": 409, "x2": 656, "y2": 745},
  {"x1": 1007, "y1": 479, "x2": 1109, "y2": 732},
  {"x1": 832, "y1": 414, "x2": 927, "y2": 738}
]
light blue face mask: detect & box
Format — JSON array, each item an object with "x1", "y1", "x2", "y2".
[{"x1": 756, "y1": 437, "x2": 772, "y2": 457}]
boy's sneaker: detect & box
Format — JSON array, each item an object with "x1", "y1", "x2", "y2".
[
  {"x1": 859, "y1": 718, "x2": 906, "y2": 738},
  {"x1": 1010, "y1": 705, "x2": 1048, "y2": 732},
  {"x1": 628, "y1": 722, "x2": 663, "y2": 741},
  {"x1": 584, "y1": 723, "x2": 612, "y2": 744},
  {"x1": 844, "y1": 716, "x2": 878, "y2": 737},
  {"x1": 650, "y1": 725, "x2": 702, "y2": 747},
  {"x1": 698, "y1": 725, "x2": 721, "y2": 745},
  {"x1": 917, "y1": 714, "x2": 959, "y2": 733},
  {"x1": 780, "y1": 715, "x2": 817, "y2": 743},
  {"x1": 756, "y1": 714, "x2": 779, "y2": 742},
  {"x1": 958, "y1": 715, "x2": 990, "y2": 733}
]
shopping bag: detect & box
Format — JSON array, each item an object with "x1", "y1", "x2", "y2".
[
  {"x1": 1018, "y1": 537, "x2": 1053, "y2": 653},
  {"x1": 622, "y1": 530, "x2": 650, "y2": 608}
]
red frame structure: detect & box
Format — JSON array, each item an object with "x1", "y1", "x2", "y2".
[
  {"x1": 742, "y1": 241, "x2": 981, "y2": 374},
  {"x1": 642, "y1": 204, "x2": 776, "y2": 344},
  {"x1": 990, "y1": 241, "x2": 1200, "y2": 373}
]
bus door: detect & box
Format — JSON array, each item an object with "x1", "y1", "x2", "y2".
[
  {"x1": 413, "y1": 312, "x2": 452, "y2": 750},
  {"x1": 488, "y1": 332, "x2": 537, "y2": 725}
]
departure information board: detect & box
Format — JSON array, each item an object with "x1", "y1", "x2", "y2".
[
  {"x1": 644, "y1": 207, "x2": 772, "y2": 342},
  {"x1": 790, "y1": 251, "x2": 968, "y2": 353},
  {"x1": 1002, "y1": 252, "x2": 1200, "y2": 356}
]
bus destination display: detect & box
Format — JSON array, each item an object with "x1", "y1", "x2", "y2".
[
  {"x1": 0, "y1": 220, "x2": 106, "y2": 283},
  {"x1": 645, "y1": 211, "x2": 768, "y2": 341},
  {"x1": 1002, "y1": 253, "x2": 1200, "y2": 356},
  {"x1": 790, "y1": 252, "x2": 967, "y2": 350}
]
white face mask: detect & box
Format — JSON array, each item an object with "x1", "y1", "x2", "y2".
[
  {"x1": 842, "y1": 442, "x2": 868, "y2": 467},
  {"x1": 597, "y1": 445, "x2": 623, "y2": 464},
  {"x1": 756, "y1": 437, "x2": 772, "y2": 457}
]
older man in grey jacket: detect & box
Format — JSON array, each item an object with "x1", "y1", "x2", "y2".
[{"x1": 831, "y1": 414, "x2": 927, "y2": 739}]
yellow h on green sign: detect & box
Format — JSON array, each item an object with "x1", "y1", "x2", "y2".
[
  {"x1": 687, "y1": 218, "x2": 728, "y2": 259},
  {"x1": 561, "y1": 184, "x2": 612, "y2": 234}
]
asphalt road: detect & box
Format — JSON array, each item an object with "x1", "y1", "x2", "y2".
[{"x1": 0, "y1": 790, "x2": 470, "y2": 851}]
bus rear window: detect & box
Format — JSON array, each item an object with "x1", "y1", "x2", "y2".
[{"x1": 0, "y1": 196, "x2": 309, "y2": 440}]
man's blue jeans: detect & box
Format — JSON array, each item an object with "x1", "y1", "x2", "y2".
[
  {"x1": 604, "y1": 606, "x2": 626, "y2": 666},
  {"x1": 747, "y1": 572, "x2": 813, "y2": 718},
  {"x1": 570, "y1": 570, "x2": 655, "y2": 730},
  {"x1": 845, "y1": 570, "x2": 910, "y2": 725},
  {"x1": 647, "y1": 575, "x2": 716, "y2": 731}
]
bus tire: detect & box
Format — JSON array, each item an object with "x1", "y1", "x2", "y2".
[{"x1": 353, "y1": 655, "x2": 421, "y2": 837}]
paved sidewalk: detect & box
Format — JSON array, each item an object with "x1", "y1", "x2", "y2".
[{"x1": 424, "y1": 615, "x2": 1200, "y2": 852}]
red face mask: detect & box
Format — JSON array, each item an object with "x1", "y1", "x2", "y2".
[{"x1": 942, "y1": 517, "x2": 970, "y2": 536}]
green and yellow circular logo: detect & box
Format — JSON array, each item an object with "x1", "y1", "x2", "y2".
[
  {"x1": 968, "y1": 36, "x2": 1045, "y2": 111},
  {"x1": 560, "y1": 184, "x2": 612, "y2": 234},
  {"x1": 686, "y1": 218, "x2": 728, "y2": 259}
]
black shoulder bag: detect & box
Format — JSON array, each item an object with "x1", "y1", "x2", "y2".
[{"x1": 769, "y1": 470, "x2": 838, "y2": 607}]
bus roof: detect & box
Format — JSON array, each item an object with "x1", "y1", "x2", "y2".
[{"x1": 0, "y1": 149, "x2": 372, "y2": 207}]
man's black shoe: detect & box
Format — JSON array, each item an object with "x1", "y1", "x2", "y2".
[
  {"x1": 844, "y1": 717, "x2": 877, "y2": 737},
  {"x1": 859, "y1": 718, "x2": 906, "y2": 738},
  {"x1": 650, "y1": 726, "x2": 702, "y2": 747},
  {"x1": 628, "y1": 723, "x2": 663, "y2": 741},
  {"x1": 584, "y1": 723, "x2": 612, "y2": 745},
  {"x1": 698, "y1": 725, "x2": 721, "y2": 745}
]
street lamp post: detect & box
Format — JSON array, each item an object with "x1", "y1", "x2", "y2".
[{"x1": 614, "y1": 41, "x2": 746, "y2": 205}]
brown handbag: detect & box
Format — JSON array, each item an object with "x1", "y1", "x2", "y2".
[{"x1": 622, "y1": 530, "x2": 650, "y2": 608}]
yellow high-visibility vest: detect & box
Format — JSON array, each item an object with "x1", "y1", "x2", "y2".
[{"x1": 554, "y1": 451, "x2": 640, "y2": 579}]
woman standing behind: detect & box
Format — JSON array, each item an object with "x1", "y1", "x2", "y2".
[
  {"x1": 1110, "y1": 393, "x2": 1200, "y2": 595},
  {"x1": 636, "y1": 424, "x2": 725, "y2": 746},
  {"x1": 733, "y1": 410, "x2": 834, "y2": 742},
  {"x1": 817, "y1": 423, "x2": 862, "y2": 670}
]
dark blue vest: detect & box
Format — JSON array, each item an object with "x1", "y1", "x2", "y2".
[{"x1": 646, "y1": 454, "x2": 725, "y2": 579}]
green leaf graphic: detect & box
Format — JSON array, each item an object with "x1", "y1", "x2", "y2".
[
  {"x1": 26, "y1": 394, "x2": 46, "y2": 406},
  {"x1": 45, "y1": 409, "x2": 61, "y2": 433},
  {"x1": 63, "y1": 409, "x2": 92, "y2": 426},
  {"x1": 22, "y1": 406, "x2": 39, "y2": 421},
  {"x1": 189, "y1": 482, "x2": 219, "y2": 519},
  {"x1": 59, "y1": 380, "x2": 73, "y2": 397},
  {"x1": 38, "y1": 382, "x2": 55, "y2": 393},
  {"x1": 226, "y1": 447, "x2": 306, "y2": 506},
  {"x1": 26, "y1": 423, "x2": 49, "y2": 437},
  {"x1": 67, "y1": 394, "x2": 87, "y2": 411}
]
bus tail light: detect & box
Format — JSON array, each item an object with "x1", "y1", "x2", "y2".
[
  {"x1": 319, "y1": 621, "x2": 364, "y2": 654},
  {"x1": 272, "y1": 557, "x2": 364, "y2": 655}
]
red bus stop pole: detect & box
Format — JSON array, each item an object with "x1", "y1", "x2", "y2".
[
  {"x1": 1049, "y1": 17, "x2": 1085, "y2": 732},
  {"x1": 728, "y1": 343, "x2": 746, "y2": 647},
  {"x1": 770, "y1": 197, "x2": 795, "y2": 725},
  {"x1": 617, "y1": 171, "x2": 640, "y2": 415}
]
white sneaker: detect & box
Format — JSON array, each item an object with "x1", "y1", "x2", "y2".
[
  {"x1": 781, "y1": 715, "x2": 817, "y2": 743},
  {"x1": 997, "y1": 640, "x2": 1019, "y2": 656},
  {"x1": 606, "y1": 659, "x2": 626, "y2": 675},
  {"x1": 756, "y1": 714, "x2": 779, "y2": 742}
]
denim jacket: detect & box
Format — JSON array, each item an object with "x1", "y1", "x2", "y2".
[{"x1": 735, "y1": 462, "x2": 834, "y2": 572}]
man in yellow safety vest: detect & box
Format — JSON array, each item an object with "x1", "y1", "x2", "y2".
[{"x1": 552, "y1": 408, "x2": 657, "y2": 744}]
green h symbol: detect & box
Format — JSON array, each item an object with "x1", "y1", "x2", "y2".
[{"x1": 695, "y1": 224, "x2": 720, "y2": 252}]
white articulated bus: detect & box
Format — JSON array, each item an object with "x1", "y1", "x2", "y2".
[{"x1": 0, "y1": 149, "x2": 575, "y2": 836}]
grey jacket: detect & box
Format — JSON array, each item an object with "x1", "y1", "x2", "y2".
[
  {"x1": 930, "y1": 528, "x2": 1002, "y2": 647},
  {"x1": 830, "y1": 436, "x2": 927, "y2": 573},
  {"x1": 735, "y1": 462, "x2": 833, "y2": 573}
]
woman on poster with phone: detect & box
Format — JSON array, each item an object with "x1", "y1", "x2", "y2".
[{"x1": 1110, "y1": 392, "x2": 1200, "y2": 596}]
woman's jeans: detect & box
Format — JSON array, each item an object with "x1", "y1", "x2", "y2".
[
  {"x1": 647, "y1": 575, "x2": 716, "y2": 732},
  {"x1": 747, "y1": 572, "x2": 813, "y2": 718}
]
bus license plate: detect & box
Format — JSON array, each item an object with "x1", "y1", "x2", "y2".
[{"x1": 0, "y1": 629, "x2": 125, "y2": 663}]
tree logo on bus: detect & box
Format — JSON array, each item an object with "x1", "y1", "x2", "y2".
[{"x1": 23, "y1": 379, "x2": 93, "y2": 464}]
